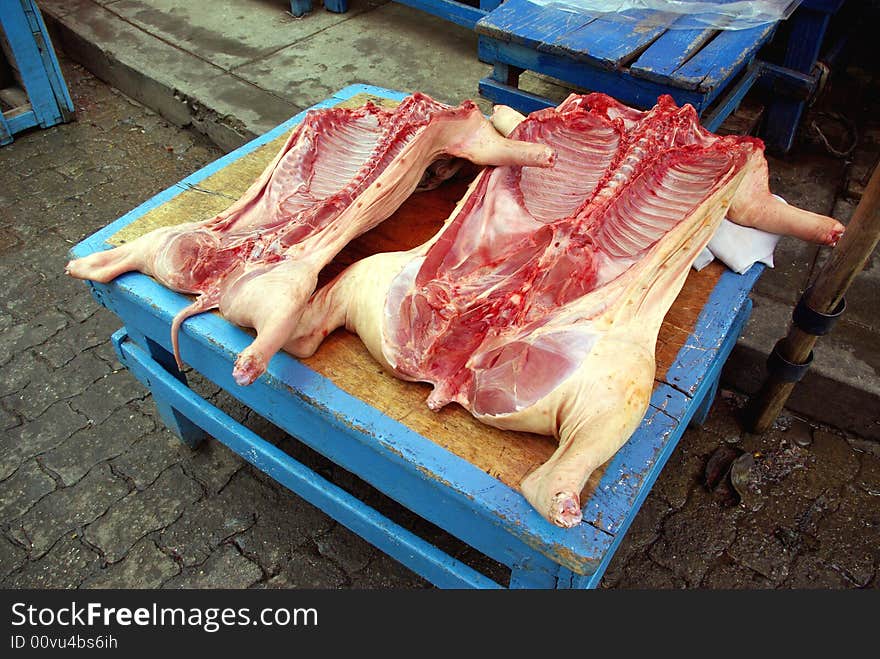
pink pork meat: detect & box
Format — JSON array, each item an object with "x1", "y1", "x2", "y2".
[
  {"x1": 66, "y1": 93, "x2": 554, "y2": 385},
  {"x1": 288, "y1": 93, "x2": 844, "y2": 527}
]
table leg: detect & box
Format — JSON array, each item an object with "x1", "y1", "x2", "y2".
[
  {"x1": 690, "y1": 375, "x2": 721, "y2": 427},
  {"x1": 508, "y1": 556, "x2": 561, "y2": 589},
  {"x1": 323, "y1": 0, "x2": 348, "y2": 13},
  {"x1": 290, "y1": 0, "x2": 313, "y2": 17},
  {"x1": 115, "y1": 327, "x2": 206, "y2": 448},
  {"x1": 763, "y1": 7, "x2": 832, "y2": 152}
]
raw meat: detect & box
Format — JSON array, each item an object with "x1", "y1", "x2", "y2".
[
  {"x1": 288, "y1": 93, "x2": 844, "y2": 527},
  {"x1": 66, "y1": 94, "x2": 554, "y2": 385}
]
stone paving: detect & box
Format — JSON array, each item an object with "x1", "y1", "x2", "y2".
[{"x1": 1, "y1": 62, "x2": 878, "y2": 589}]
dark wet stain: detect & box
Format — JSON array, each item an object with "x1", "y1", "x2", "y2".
[
  {"x1": 0, "y1": 231, "x2": 21, "y2": 254},
  {"x1": 126, "y1": 5, "x2": 268, "y2": 61}
]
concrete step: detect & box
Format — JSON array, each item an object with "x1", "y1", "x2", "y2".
[{"x1": 39, "y1": 0, "x2": 304, "y2": 151}]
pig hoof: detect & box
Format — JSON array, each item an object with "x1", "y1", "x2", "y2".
[
  {"x1": 550, "y1": 492, "x2": 582, "y2": 528},
  {"x1": 232, "y1": 353, "x2": 265, "y2": 386}
]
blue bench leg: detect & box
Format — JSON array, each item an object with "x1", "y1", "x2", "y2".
[
  {"x1": 690, "y1": 375, "x2": 720, "y2": 428},
  {"x1": 478, "y1": 59, "x2": 554, "y2": 115},
  {"x1": 290, "y1": 0, "x2": 313, "y2": 17},
  {"x1": 0, "y1": 118, "x2": 12, "y2": 146},
  {"x1": 115, "y1": 328, "x2": 206, "y2": 448},
  {"x1": 323, "y1": 0, "x2": 348, "y2": 13},
  {"x1": 509, "y1": 557, "x2": 560, "y2": 589},
  {"x1": 763, "y1": 7, "x2": 832, "y2": 152}
]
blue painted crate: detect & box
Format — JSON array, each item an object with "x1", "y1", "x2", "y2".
[
  {"x1": 0, "y1": 0, "x2": 74, "y2": 146},
  {"x1": 70, "y1": 85, "x2": 764, "y2": 589}
]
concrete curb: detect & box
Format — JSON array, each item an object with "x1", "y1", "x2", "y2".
[
  {"x1": 41, "y1": 2, "x2": 301, "y2": 151},
  {"x1": 722, "y1": 293, "x2": 879, "y2": 440}
]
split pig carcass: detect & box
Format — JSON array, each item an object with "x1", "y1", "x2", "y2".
[
  {"x1": 66, "y1": 93, "x2": 554, "y2": 385},
  {"x1": 288, "y1": 93, "x2": 844, "y2": 527}
]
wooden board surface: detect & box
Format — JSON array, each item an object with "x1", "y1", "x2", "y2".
[{"x1": 110, "y1": 94, "x2": 723, "y2": 497}]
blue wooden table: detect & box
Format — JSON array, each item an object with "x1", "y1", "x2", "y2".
[
  {"x1": 70, "y1": 85, "x2": 762, "y2": 589},
  {"x1": 0, "y1": 0, "x2": 74, "y2": 146},
  {"x1": 475, "y1": 0, "x2": 843, "y2": 147}
]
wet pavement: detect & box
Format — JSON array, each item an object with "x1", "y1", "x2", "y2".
[{"x1": 1, "y1": 62, "x2": 878, "y2": 589}]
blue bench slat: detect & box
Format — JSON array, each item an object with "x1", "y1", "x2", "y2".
[
  {"x1": 479, "y1": 37, "x2": 707, "y2": 111},
  {"x1": 548, "y1": 10, "x2": 670, "y2": 69},
  {"x1": 801, "y1": 0, "x2": 844, "y2": 12},
  {"x1": 393, "y1": 0, "x2": 486, "y2": 30},
  {"x1": 476, "y1": 0, "x2": 597, "y2": 50},
  {"x1": 629, "y1": 23, "x2": 718, "y2": 86},
  {"x1": 668, "y1": 23, "x2": 776, "y2": 93}
]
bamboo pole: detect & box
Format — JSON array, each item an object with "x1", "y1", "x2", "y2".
[{"x1": 747, "y1": 162, "x2": 880, "y2": 433}]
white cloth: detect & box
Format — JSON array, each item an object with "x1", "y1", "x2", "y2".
[{"x1": 692, "y1": 196, "x2": 786, "y2": 274}]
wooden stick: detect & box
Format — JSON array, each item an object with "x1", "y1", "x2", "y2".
[{"x1": 747, "y1": 162, "x2": 880, "y2": 433}]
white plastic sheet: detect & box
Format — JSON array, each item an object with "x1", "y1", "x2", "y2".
[
  {"x1": 526, "y1": 0, "x2": 803, "y2": 30},
  {"x1": 693, "y1": 196, "x2": 788, "y2": 274}
]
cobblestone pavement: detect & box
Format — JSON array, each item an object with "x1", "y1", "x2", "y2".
[{"x1": 1, "y1": 62, "x2": 878, "y2": 589}]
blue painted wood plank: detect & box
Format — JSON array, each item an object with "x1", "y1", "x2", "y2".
[
  {"x1": 393, "y1": 0, "x2": 486, "y2": 30},
  {"x1": 113, "y1": 330, "x2": 502, "y2": 589},
  {"x1": 689, "y1": 374, "x2": 721, "y2": 428},
  {"x1": 630, "y1": 23, "x2": 719, "y2": 86},
  {"x1": 21, "y1": 0, "x2": 74, "y2": 119},
  {"x1": 664, "y1": 265, "x2": 763, "y2": 397},
  {"x1": 549, "y1": 10, "x2": 669, "y2": 69},
  {"x1": 476, "y1": 0, "x2": 597, "y2": 51},
  {"x1": 479, "y1": 37, "x2": 707, "y2": 111},
  {"x1": 509, "y1": 556, "x2": 559, "y2": 588},
  {"x1": 762, "y1": 8, "x2": 832, "y2": 153},
  {"x1": 0, "y1": 0, "x2": 62, "y2": 128},
  {"x1": 0, "y1": 112, "x2": 12, "y2": 145},
  {"x1": 670, "y1": 23, "x2": 776, "y2": 94},
  {"x1": 701, "y1": 61, "x2": 762, "y2": 131},
  {"x1": 783, "y1": 9, "x2": 831, "y2": 73},
  {"x1": 478, "y1": 75, "x2": 555, "y2": 115},
  {"x1": 4, "y1": 109, "x2": 40, "y2": 136}
]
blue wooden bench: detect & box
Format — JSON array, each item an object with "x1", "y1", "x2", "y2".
[
  {"x1": 0, "y1": 0, "x2": 74, "y2": 146},
  {"x1": 70, "y1": 85, "x2": 763, "y2": 589},
  {"x1": 476, "y1": 0, "x2": 844, "y2": 147}
]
